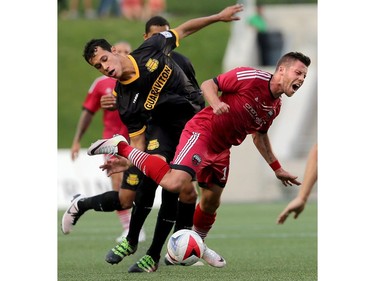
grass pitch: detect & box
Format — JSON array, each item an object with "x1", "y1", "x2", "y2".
[{"x1": 58, "y1": 202, "x2": 317, "y2": 281}]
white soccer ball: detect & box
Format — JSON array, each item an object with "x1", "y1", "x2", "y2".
[{"x1": 167, "y1": 229, "x2": 205, "y2": 266}]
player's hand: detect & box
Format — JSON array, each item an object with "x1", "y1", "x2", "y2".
[
  {"x1": 274, "y1": 168, "x2": 301, "y2": 186},
  {"x1": 71, "y1": 142, "x2": 80, "y2": 161},
  {"x1": 100, "y1": 94, "x2": 117, "y2": 110},
  {"x1": 277, "y1": 197, "x2": 306, "y2": 224},
  {"x1": 212, "y1": 101, "x2": 230, "y2": 115},
  {"x1": 100, "y1": 155, "x2": 132, "y2": 176},
  {"x1": 218, "y1": 4, "x2": 244, "y2": 22}
]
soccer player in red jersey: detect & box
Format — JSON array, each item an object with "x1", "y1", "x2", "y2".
[
  {"x1": 68, "y1": 41, "x2": 146, "y2": 242},
  {"x1": 89, "y1": 51, "x2": 311, "y2": 265}
]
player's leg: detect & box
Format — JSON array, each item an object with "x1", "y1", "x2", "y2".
[
  {"x1": 110, "y1": 166, "x2": 134, "y2": 242},
  {"x1": 193, "y1": 184, "x2": 227, "y2": 268},
  {"x1": 105, "y1": 167, "x2": 157, "y2": 264},
  {"x1": 174, "y1": 181, "x2": 198, "y2": 232},
  {"x1": 192, "y1": 149, "x2": 230, "y2": 268},
  {"x1": 127, "y1": 122, "x2": 195, "y2": 273},
  {"x1": 128, "y1": 188, "x2": 179, "y2": 273},
  {"x1": 61, "y1": 189, "x2": 131, "y2": 235}
]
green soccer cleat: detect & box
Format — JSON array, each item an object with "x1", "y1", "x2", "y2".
[
  {"x1": 105, "y1": 238, "x2": 137, "y2": 265},
  {"x1": 128, "y1": 255, "x2": 158, "y2": 273}
]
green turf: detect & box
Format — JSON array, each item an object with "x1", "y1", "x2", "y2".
[{"x1": 58, "y1": 202, "x2": 317, "y2": 280}]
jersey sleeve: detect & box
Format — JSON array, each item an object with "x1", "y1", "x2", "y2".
[
  {"x1": 215, "y1": 67, "x2": 248, "y2": 93},
  {"x1": 149, "y1": 30, "x2": 178, "y2": 55},
  {"x1": 82, "y1": 78, "x2": 103, "y2": 114}
]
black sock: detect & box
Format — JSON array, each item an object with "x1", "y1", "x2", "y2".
[
  {"x1": 147, "y1": 189, "x2": 179, "y2": 262},
  {"x1": 174, "y1": 201, "x2": 196, "y2": 232},
  {"x1": 77, "y1": 191, "x2": 123, "y2": 212},
  {"x1": 126, "y1": 176, "x2": 158, "y2": 246}
]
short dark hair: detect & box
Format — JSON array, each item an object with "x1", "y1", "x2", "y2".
[
  {"x1": 145, "y1": 16, "x2": 170, "y2": 34},
  {"x1": 276, "y1": 52, "x2": 311, "y2": 68},
  {"x1": 83, "y1": 39, "x2": 112, "y2": 64}
]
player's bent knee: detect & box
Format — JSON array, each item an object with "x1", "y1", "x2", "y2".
[{"x1": 179, "y1": 184, "x2": 197, "y2": 203}]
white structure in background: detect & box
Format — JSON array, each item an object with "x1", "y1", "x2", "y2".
[{"x1": 221, "y1": 2, "x2": 317, "y2": 203}]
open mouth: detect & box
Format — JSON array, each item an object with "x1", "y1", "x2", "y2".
[
  {"x1": 292, "y1": 83, "x2": 301, "y2": 92},
  {"x1": 109, "y1": 69, "x2": 115, "y2": 76}
]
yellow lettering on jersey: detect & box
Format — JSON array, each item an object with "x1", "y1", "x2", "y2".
[{"x1": 144, "y1": 65, "x2": 172, "y2": 110}]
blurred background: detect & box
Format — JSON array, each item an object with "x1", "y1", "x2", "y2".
[{"x1": 57, "y1": 0, "x2": 317, "y2": 208}]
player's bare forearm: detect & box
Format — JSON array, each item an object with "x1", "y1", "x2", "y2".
[
  {"x1": 175, "y1": 4, "x2": 243, "y2": 39},
  {"x1": 201, "y1": 79, "x2": 230, "y2": 115},
  {"x1": 252, "y1": 132, "x2": 277, "y2": 164}
]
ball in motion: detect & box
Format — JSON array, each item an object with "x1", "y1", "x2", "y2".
[{"x1": 167, "y1": 229, "x2": 205, "y2": 266}]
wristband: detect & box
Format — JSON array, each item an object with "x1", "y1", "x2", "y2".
[{"x1": 269, "y1": 160, "x2": 281, "y2": 171}]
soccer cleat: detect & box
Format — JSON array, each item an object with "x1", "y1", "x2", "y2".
[
  {"x1": 164, "y1": 253, "x2": 204, "y2": 266},
  {"x1": 87, "y1": 134, "x2": 128, "y2": 156},
  {"x1": 115, "y1": 227, "x2": 147, "y2": 243},
  {"x1": 128, "y1": 255, "x2": 158, "y2": 273},
  {"x1": 202, "y1": 244, "x2": 226, "y2": 268},
  {"x1": 61, "y1": 194, "x2": 85, "y2": 234},
  {"x1": 105, "y1": 238, "x2": 137, "y2": 265}
]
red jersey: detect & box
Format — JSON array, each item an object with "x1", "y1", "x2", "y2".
[
  {"x1": 185, "y1": 67, "x2": 281, "y2": 152},
  {"x1": 83, "y1": 76, "x2": 128, "y2": 139},
  {"x1": 171, "y1": 67, "x2": 282, "y2": 187}
]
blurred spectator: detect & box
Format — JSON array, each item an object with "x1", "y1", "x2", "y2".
[
  {"x1": 120, "y1": 0, "x2": 145, "y2": 21},
  {"x1": 247, "y1": 4, "x2": 267, "y2": 33},
  {"x1": 66, "y1": 0, "x2": 97, "y2": 19},
  {"x1": 58, "y1": 0, "x2": 69, "y2": 17},
  {"x1": 143, "y1": 0, "x2": 166, "y2": 19},
  {"x1": 98, "y1": 0, "x2": 121, "y2": 18},
  {"x1": 247, "y1": 4, "x2": 284, "y2": 66}
]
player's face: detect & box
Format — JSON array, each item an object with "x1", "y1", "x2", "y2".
[
  {"x1": 144, "y1": 25, "x2": 169, "y2": 40},
  {"x1": 282, "y1": 60, "x2": 308, "y2": 97},
  {"x1": 89, "y1": 46, "x2": 123, "y2": 79}
]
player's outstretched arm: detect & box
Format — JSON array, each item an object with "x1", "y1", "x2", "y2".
[
  {"x1": 174, "y1": 4, "x2": 244, "y2": 40},
  {"x1": 277, "y1": 144, "x2": 317, "y2": 224},
  {"x1": 252, "y1": 132, "x2": 301, "y2": 186}
]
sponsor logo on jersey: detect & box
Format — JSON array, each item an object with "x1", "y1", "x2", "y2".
[
  {"x1": 147, "y1": 139, "x2": 160, "y2": 150},
  {"x1": 146, "y1": 58, "x2": 159, "y2": 72},
  {"x1": 160, "y1": 31, "x2": 172, "y2": 38},
  {"x1": 144, "y1": 64, "x2": 172, "y2": 110},
  {"x1": 192, "y1": 154, "x2": 202, "y2": 166},
  {"x1": 126, "y1": 174, "x2": 139, "y2": 186},
  {"x1": 243, "y1": 103, "x2": 264, "y2": 125}
]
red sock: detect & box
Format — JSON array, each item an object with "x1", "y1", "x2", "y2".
[
  {"x1": 118, "y1": 142, "x2": 170, "y2": 184},
  {"x1": 192, "y1": 203, "x2": 216, "y2": 241}
]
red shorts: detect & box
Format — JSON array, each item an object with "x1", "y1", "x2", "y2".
[{"x1": 171, "y1": 130, "x2": 230, "y2": 188}]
